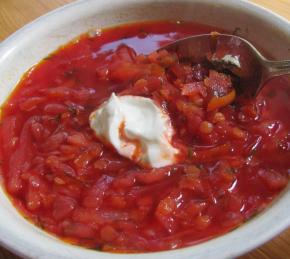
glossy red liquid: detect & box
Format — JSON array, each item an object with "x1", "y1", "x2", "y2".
[{"x1": 0, "y1": 21, "x2": 289, "y2": 252}]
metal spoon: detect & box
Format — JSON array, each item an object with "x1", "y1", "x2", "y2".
[{"x1": 159, "y1": 33, "x2": 290, "y2": 96}]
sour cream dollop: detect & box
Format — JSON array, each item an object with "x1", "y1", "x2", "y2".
[{"x1": 89, "y1": 93, "x2": 179, "y2": 168}]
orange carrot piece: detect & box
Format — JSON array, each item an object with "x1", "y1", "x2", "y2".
[{"x1": 207, "y1": 89, "x2": 236, "y2": 111}]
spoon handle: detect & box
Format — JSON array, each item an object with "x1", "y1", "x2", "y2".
[{"x1": 263, "y1": 59, "x2": 290, "y2": 79}]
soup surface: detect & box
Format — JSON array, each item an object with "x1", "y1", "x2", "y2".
[{"x1": 0, "y1": 21, "x2": 289, "y2": 252}]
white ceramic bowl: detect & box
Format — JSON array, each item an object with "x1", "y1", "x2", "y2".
[{"x1": 0, "y1": 0, "x2": 289, "y2": 258}]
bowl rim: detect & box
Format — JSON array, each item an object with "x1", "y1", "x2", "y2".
[{"x1": 0, "y1": 0, "x2": 289, "y2": 258}]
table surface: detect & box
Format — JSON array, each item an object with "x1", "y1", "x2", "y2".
[{"x1": 0, "y1": 0, "x2": 289, "y2": 258}]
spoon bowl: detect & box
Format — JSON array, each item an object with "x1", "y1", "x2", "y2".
[{"x1": 158, "y1": 34, "x2": 290, "y2": 96}]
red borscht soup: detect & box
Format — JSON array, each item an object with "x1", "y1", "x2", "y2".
[{"x1": 0, "y1": 21, "x2": 289, "y2": 252}]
